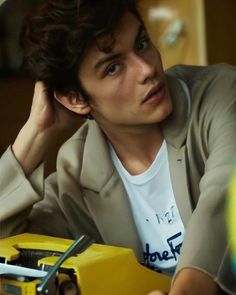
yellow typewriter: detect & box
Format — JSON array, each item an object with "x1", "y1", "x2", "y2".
[{"x1": 0, "y1": 233, "x2": 171, "y2": 295}]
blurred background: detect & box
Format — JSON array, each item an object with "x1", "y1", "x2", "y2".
[{"x1": 1, "y1": 0, "x2": 236, "y2": 173}]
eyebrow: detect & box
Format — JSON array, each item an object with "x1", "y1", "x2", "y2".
[
  {"x1": 94, "y1": 24, "x2": 146, "y2": 71},
  {"x1": 94, "y1": 53, "x2": 122, "y2": 71}
]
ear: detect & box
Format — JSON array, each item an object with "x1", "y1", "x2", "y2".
[{"x1": 54, "y1": 90, "x2": 91, "y2": 116}]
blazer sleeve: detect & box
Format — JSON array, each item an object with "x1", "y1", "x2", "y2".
[
  {"x1": 0, "y1": 146, "x2": 71, "y2": 238},
  {"x1": 175, "y1": 67, "x2": 236, "y2": 294}
]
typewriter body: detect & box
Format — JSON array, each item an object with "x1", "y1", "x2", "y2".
[{"x1": 0, "y1": 233, "x2": 171, "y2": 295}]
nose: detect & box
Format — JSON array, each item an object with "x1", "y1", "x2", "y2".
[{"x1": 130, "y1": 53, "x2": 156, "y2": 84}]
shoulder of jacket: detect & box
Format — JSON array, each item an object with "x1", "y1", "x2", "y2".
[{"x1": 166, "y1": 63, "x2": 236, "y2": 83}]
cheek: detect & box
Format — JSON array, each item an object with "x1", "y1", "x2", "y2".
[
  {"x1": 80, "y1": 70, "x2": 136, "y2": 110},
  {"x1": 101, "y1": 78, "x2": 130, "y2": 106},
  {"x1": 117, "y1": 71, "x2": 137, "y2": 97},
  {"x1": 87, "y1": 82, "x2": 123, "y2": 110}
]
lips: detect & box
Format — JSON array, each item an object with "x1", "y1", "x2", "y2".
[{"x1": 142, "y1": 82, "x2": 166, "y2": 104}]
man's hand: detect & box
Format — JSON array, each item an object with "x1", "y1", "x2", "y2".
[
  {"x1": 12, "y1": 81, "x2": 80, "y2": 174},
  {"x1": 147, "y1": 268, "x2": 222, "y2": 295},
  {"x1": 27, "y1": 82, "x2": 79, "y2": 133}
]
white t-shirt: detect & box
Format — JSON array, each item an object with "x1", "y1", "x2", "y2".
[{"x1": 110, "y1": 141, "x2": 185, "y2": 275}]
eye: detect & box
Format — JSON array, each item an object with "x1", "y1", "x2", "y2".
[
  {"x1": 136, "y1": 36, "x2": 150, "y2": 51},
  {"x1": 106, "y1": 63, "x2": 122, "y2": 76}
]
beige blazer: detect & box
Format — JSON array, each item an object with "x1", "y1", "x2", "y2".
[{"x1": 1, "y1": 63, "x2": 236, "y2": 294}]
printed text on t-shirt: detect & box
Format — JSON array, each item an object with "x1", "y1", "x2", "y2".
[{"x1": 143, "y1": 231, "x2": 183, "y2": 266}]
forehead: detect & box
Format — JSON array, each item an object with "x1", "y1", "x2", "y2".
[
  {"x1": 110, "y1": 11, "x2": 141, "y2": 44},
  {"x1": 79, "y1": 12, "x2": 142, "y2": 69}
]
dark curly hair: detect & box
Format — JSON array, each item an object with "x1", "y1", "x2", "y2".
[{"x1": 20, "y1": 0, "x2": 142, "y2": 95}]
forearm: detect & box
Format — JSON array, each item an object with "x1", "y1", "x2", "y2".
[
  {"x1": 0, "y1": 146, "x2": 46, "y2": 238},
  {"x1": 11, "y1": 81, "x2": 81, "y2": 175},
  {"x1": 12, "y1": 121, "x2": 55, "y2": 175}
]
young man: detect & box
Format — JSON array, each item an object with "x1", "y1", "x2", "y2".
[{"x1": 0, "y1": 0, "x2": 236, "y2": 294}]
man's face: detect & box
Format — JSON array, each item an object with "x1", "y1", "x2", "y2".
[{"x1": 78, "y1": 11, "x2": 172, "y2": 131}]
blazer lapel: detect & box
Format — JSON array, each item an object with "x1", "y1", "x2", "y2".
[
  {"x1": 83, "y1": 173, "x2": 143, "y2": 258},
  {"x1": 162, "y1": 74, "x2": 193, "y2": 226},
  {"x1": 80, "y1": 121, "x2": 142, "y2": 258},
  {"x1": 167, "y1": 145, "x2": 193, "y2": 226}
]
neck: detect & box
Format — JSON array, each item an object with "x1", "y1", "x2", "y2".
[{"x1": 102, "y1": 124, "x2": 164, "y2": 175}]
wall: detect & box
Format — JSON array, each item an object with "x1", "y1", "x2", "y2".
[{"x1": 140, "y1": 0, "x2": 236, "y2": 68}]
